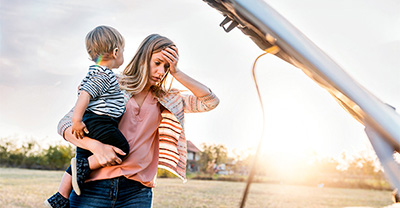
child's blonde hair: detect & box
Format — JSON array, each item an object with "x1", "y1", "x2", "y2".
[{"x1": 85, "y1": 25, "x2": 125, "y2": 63}]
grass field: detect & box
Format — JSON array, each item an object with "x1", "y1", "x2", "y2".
[{"x1": 0, "y1": 168, "x2": 396, "y2": 208}]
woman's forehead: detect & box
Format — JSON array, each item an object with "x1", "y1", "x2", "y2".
[{"x1": 151, "y1": 52, "x2": 164, "y2": 60}]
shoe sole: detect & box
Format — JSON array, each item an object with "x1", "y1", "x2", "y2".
[
  {"x1": 71, "y1": 157, "x2": 81, "y2": 195},
  {"x1": 43, "y1": 200, "x2": 52, "y2": 208}
]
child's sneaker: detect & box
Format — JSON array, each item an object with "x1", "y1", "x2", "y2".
[
  {"x1": 44, "y1": 192, "x2": 70, "y2": 208},
  {"x1": 393, "y1": 188, "x2": 400, "y2": 203},
  {"x1": 71, "y1": 157, "x2": 91, "y2": 196}
]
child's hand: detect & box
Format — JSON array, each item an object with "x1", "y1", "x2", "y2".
[{"x1": 71, "y1": 121, "x2": 89, "y2": 139}]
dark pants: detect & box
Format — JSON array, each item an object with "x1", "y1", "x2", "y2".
[
  {"x1": 69, "y1": 176, "x2": 153, "y2": 208},
  {"x1": 66, "y1": 111, "x2": 129, "y2": 174}
]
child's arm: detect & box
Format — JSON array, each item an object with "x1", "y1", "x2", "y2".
[{"x1": 71, "y1": 91, "x2": 91, "y2": 139}]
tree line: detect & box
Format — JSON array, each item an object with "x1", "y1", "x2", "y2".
[
  {"x1": 191, "y1": 143, "x2": 393, "y2": 190},
  {"x1": 0, "y1": 140, "x2": 74, "y2": 170},
  {"x1": 0, "y1": 139, "x2": 392, "y2": 190}
]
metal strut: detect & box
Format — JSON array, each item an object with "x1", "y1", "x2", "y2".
[
  {"x1": 240, "y1": 45, "x2": 280, "y2": 208},
  {"x1": 220, "y1": 16, "x2": 239, "y2": 32}
]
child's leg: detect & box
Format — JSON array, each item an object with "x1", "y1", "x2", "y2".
[
  {"x1": 72, "y1": 149, "x2": 92, "y2": 196},
  {"x1": 83, "y1": 113, "x2": 129, "y2": 171},
  {"x1": 44, "y1": 170, "x2": 72, "y2": 208},
  {"x1": 58, "y1": 172, "x2": 73, "y2": 198},
  {"x1": 71, "y1": 112, "x2": 129, "y2": 195}
]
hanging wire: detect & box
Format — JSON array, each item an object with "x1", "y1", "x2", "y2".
[{"x1": 240, "y1": 45, "x2": 280, "y2": 208}]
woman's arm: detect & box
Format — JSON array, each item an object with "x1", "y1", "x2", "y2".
[
  {"x1": 58, "y1": 109, "x2": 125, "y2": 166},
  {"x1": 64, "y1": 127, "x2": 125, "y2": 166},
  {"x1": 162, "y1": 46, "x2": 220, "y2": 112}
]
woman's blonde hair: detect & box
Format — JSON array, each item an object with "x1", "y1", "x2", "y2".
[
  {"x1": 120, "y1": 34, "x2": 175, "y2": 98},
  {"x1": 85, "y1": 25, "x2": 125, "y2": 63}
]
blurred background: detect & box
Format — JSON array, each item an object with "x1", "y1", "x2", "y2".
[{"x1": 1, "y1": 0, "x2": 400, "y2": 188}]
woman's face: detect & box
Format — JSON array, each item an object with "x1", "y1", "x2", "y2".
[{"x1": 148, "y1": 51, "x2": 169, "y2": 86}]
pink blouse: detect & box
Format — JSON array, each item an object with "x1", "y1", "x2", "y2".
[{"x1": 88, "y1": 93, "x2": 162, "y2": 187}]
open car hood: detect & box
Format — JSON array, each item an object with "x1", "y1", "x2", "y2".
[{"x1": 203, "y1": 0, "x2": 400, "y2": 190}]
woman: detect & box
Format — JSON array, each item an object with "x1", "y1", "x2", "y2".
[{"x1": 55, "y1": 34, "x2": 219, "y2": 207}]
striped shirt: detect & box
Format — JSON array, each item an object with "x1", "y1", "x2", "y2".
[{"x1": 79, "y1": 65, "x2": 125, "y2": 118}]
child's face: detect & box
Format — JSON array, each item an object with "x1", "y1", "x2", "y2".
[{"x1": 148, "y1": 51, "x2": 169, "y2": 86}]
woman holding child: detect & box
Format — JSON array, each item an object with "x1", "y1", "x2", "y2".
[{"x1": 45, "y1": 26, "x2": 219, "y2": 208}]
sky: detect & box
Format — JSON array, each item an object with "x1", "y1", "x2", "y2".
[{"x1": 0, "y1": 0, "x2": 399, "y2": 161}]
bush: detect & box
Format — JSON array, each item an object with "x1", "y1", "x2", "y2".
[
  {"x1": 0, "y1": 139, "x2": 74, "y2": 170},
  {"x1": 157, "y1": 168, "x2": 178, "y2": 178},
  {"x1": 43, "y1": 145, "x2": 75, "y2": 170}
]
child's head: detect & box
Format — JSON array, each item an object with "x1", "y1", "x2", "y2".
[{"x1": 85, "y1": 25, "x2": 125, "y2": 64}]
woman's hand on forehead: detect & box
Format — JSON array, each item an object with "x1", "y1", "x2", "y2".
[{"x1": 161, "y1": 46, "x2": 179, "y2": 74}]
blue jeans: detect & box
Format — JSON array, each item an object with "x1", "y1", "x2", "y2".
[{"x1": 69, "y1": 176, "x2": 153, "y2": 208}]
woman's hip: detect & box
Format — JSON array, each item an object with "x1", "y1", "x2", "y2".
[{"x1": 69, "y1": 176, "x2": 153, "y2": 208}]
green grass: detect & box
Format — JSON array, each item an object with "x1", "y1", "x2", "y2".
[{"x1": 0, "y1": 168, "x2": 395, "y2": 208}]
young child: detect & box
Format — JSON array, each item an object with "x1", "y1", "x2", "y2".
[{"x1": 45, "y1": 25, "x2": 128, "y2": 208}]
